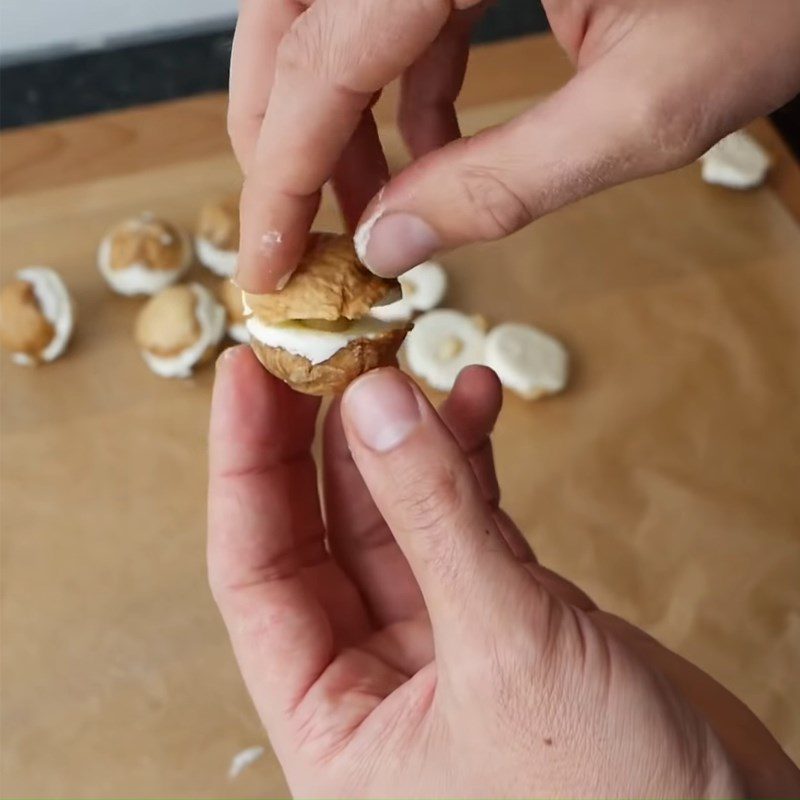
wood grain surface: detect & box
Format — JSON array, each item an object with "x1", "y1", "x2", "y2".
[{"x1": 1, "y1": 34, "x2": 799, "y2": 800}]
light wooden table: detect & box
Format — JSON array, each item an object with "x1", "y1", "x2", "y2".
[{"x1": 2, "y1": 34, "x2": 799, "y2": 799}]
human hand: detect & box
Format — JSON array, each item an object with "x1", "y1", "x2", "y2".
[
  {"x1": 208, "y1": 346, "x2": 799, "y2": 797},
  {"x1": 228, "y1": 0, "x2": 800, "y2": 292}
]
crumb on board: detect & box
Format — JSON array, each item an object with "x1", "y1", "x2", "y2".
[{"x1": 228, "y1": 745, "x2": 266, "y2": 780}]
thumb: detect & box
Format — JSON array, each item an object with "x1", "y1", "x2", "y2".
[
  {"x1": 340, "y1": 367, "x2": 528, "y2": 650},
  {"x1": 354, "y1": 57, "x2": 714, "y2": 277}
]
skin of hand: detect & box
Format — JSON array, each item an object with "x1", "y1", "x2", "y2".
[
  {"x1": 208, "y1": 345, "x2": 800, "y2": 798},
  {"x1": 228, "y1": 0, "x2": 800, "y2": 292}
]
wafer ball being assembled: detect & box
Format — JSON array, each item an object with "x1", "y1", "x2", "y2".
[
  {"x1": 98, "y1": 212, "x2": 192, "y2": 296},
  {"x1": 243, "y1": 232, "x2": 410, "y2": 395},
  {"x1": 134, "y1": 283, "x2": 226, "y2": 378},
  {"x1": 196, "y1": 195, "x2": 239, "y2": 277},
  {"x1": 0, "y1": 267, "x2": 76, "y2": 366},
  {"x1": 244, "y1": 233, "x2": 400, "y2": 323},
  {"x1": 371, "y1": 260, "x2": 448, "y2": 323},
  {"x1": 217, "y1": 278, "x2": 249, "y2": 343}
]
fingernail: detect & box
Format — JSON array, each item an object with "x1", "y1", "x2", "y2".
[
  {"x1": 359, "y1": 212, "x2": 440, "y2": 277},
  {"x1": 275, "y1": 269, "x2": 293, "y2": 291},
  {"x1": 344, "y1": 370, "x2": 421, "y2": 452},
  {"x1": 234, "y1": 266, "x2": 292, "y2": 294}
]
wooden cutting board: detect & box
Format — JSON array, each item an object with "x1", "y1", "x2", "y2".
[{"x1": 2, "y1": 35, "x2": 799, "y2": 799}]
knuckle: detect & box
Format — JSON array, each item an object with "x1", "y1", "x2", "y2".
[
  {"x1": 274, "y1": 10, "x2": 367, "y2": 99},
  {"x1": 276, "y1": 15, "x2": 325, "y2": 77},
  {"x1": 398, "y1": 463, "x2": 464, "y2": 574},
  {"x1": 458, "y1": 164, "x2": 533, "y2": 240},
  {"x1": 482, "y1": 594, "x2": 570, "y2": 740},
  {"x1": 488, "y1": 641, "x2": 537, "y2": 724},
  {"x1": 401, "y1": 463, "x2": 462, "y2": 533}
]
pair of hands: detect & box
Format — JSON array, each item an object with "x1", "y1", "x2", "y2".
[
  {"x1": 212, "y1": 0, "x2": 800, "y2": 793},
  {"x1": 207, "y1": 347, "x2": 799, "y2": 797},
  {"x1": 228, "y1": 0, "x2": 800, "y2": 292}
]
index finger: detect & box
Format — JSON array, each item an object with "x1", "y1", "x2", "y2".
[
  {"x1": 227, "y1": 0, "x2": 299, "y2": 172},
  {"x1": 236, "y1": 0, "x2": 456, "y2": 292},
  {"x1": 207, "y1": 346, "x2": 333, "y2": 726}
]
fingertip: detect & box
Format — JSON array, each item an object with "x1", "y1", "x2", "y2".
[
  {"x1": 210, "y1": 344, "x2": 319, "y2": 443},
  {"x1": 214, "y1": 341, "x2": 272, "y2": 384},
  {"x1": 356, "y1": 211, "x2": 441, "y2": 278},
  {"x1": 210, "y1": 345, "x2": 267, "y2": 441},
  {"x1": 341, "y1": 366, "x2": 405, "y2": 409},
  {"x1": 212, "y1": 344, "x2": 257, "y2": 401},
  {"x1": 456, "y1": 364, "x2": 503, "y2": 403},
  {"x1": 215, "y1": 342, "x2": 247, "y2": 369},
  {"x1": 236, "y1": 180, "x2": 318, "y2": 293},
  {"x1": 444, "y1": 365, "x2": 503, "y2": 434},
  {"x1": 234, "y1": 246, "x2": 296, "y2": 295},
  {"x1": 342, "y1": 368, "x2": 424, "y2": 453}
]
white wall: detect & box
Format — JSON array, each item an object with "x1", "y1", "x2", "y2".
[{"x1": 0, "y1": 0, "x2": 238, "y2": 61}]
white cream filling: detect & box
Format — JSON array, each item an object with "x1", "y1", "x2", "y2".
[
  {"x1": 142, "y1": 284, "x2": 226, "y2": 378},
  {"x1": 228, "y1": 746, "x2": 266, "y2": 780},
  {"x1": 485, "y1": 322, "x2": 568, "y2": 399},
  {"x1": 370, "y1": 297, "x2": 414, "y2": 322},
  {"x1": 404, "y1": 309, "x2": 486, "y2": 392},
  {"x1": 14, "y1": 267, "x2": 75, "y2": 364},
  {"x1": 370, "y1": 284, "x2": 413, "y2": 322},
  {"x1": 247, "y1": 315, "x2": 402, "y2": 365},
  {"x1": 353, "y1": 187, "x2": 385, "y2": 266},
  {"x1": 12, "y1": 353, "x2": 36, "y2": 366},
  {"x1": 196, "y1": 236, "x2": 238, "y2": 277},
  {"x1": 372, "y1": 261, "x2": 447, "y2": 321},
  {"x1": 97, "y1": 229, "x2": 193, "y2": 296},
  {"x1": 402, "y1": 260, "x2": 447, "y2": 311},
  {"x1": 227, "y1": 321, "x2": 250, "y2": 343},
  {"x1": 700, "y1": 130, "x2": 771, "y2": 190}
]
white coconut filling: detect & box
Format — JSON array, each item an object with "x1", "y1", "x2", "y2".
[
  {"x1": 13, "y1": 267, "x2": 75, "y2": 365},
  {"x1": 142, "y1": 284, "x2": 226, "y2": 378},
  {"x1": 370, "y1": 297, "x2": 415, "y2": 322},
  {"x1": 370, "y1": 284, "x2": 412, "y2": 321},
  {"x1": 227, "y1": 321, "x2": 250, "y2": 343},
  {"x1": 353, "y1": 188, "x2": 385, "y2": 265},
  {"x1": 97, "y1": 229, "x2": 193, "y2": 296},
  {"x1": 196, "y1": 236, "x2": 238, "y2": 277},
  {"x1": 247, "y1": 315, "x2": 402, "y2": 365},
  {"x1": 700, "y1": 130, "x2": 771, "y2": 190},
  {"x1": 404, "y1": 309, "x2": 486, "y2": 392},
  {"x1": 485, "y1": 322, "x2": 568, "y2": 399},
  {"x1": 371, "y1": 261, "x2": 446, "y2": 322}
]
